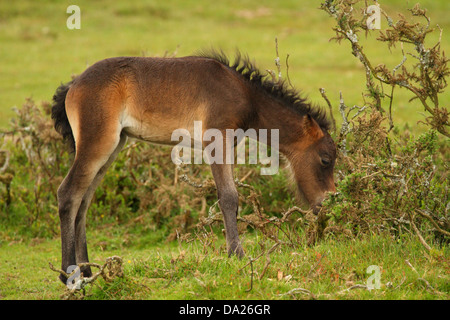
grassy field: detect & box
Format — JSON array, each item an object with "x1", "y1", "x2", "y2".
[
  {"x1": 0, "y1": 0, "x2": 449, "y2": 301},
  {"x1": 1, "y1": 231, "x2": 448, "y2": 300},
  {"x1": 0, "y1": 0, "x2": 449, "y2": 130}
]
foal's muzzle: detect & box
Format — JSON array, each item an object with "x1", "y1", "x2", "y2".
[
  {"x1": 312, "y1": 203, "x2": 323, "y2": 215},
  {"x1": 312, "y1": 190, "x2": 338, "y2": 215}
]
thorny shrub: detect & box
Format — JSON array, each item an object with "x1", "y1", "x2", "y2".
[
  {"x1": 317, "y1": 0, "x2": 449, "y2": 252},
  {"x1": 319, "y1": 105, "x2": 448, "y2": 250}
]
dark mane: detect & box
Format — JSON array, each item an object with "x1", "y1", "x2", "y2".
[{"x1": 196, "y1": 49, "x2": 331, "y2": 131}]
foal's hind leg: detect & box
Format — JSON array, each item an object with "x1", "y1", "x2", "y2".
[
  {"x1": 210, "y1": 163, "x2": 245, "y2": 258},
  {"x1": 74, "y1": 132, "x2": 127, "y2": 278},
  {"x1": 57, "y1": 126, "x2": 123, "y2": 284}
]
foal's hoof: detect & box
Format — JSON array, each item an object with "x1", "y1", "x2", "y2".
[
  {"x1": 58, "y1": 266, "x2": 92, "y2": 285},
  {"x1": 81, "y1": 266, "x2": 93, "y2": 278},
  {"x1": 228, "y1": 246, "x2": 245, "y2": 259}
]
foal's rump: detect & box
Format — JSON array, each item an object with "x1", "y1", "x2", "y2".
[{"x1": 65, "y1": 56, "x2": 249, "y2": 148}]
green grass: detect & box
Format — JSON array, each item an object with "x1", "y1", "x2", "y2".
[
  {"x1": 0, "y1": 0, "x2": 449, "y2": 130},
  {"x1": 0, "y1": 231, "x2": 448, "y2": 300}
]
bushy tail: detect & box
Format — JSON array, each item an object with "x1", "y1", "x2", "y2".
[{"x1": 51, "y1": 81, "x2": 75, "y2": 153}]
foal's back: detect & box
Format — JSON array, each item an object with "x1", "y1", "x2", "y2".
[{"x1": 66, "y1": 56, "x2": 251, "y2": 146}]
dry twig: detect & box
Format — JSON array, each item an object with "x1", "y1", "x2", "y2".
[{"x1": 49, "y1": 256, "x2": 124, "y2": 300}]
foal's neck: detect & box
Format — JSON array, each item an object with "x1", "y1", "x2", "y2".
[{"x1": 251, "y1": 93, "x2": 306, "y2": 155}]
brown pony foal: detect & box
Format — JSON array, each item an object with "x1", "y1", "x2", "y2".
[{"x1": 52, "y1": 51, "x2": 336, "y2": 284}]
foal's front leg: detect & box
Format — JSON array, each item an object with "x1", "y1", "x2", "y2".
[{"x1": 210, "y1": 163, "x2": 245, "y2": 258}]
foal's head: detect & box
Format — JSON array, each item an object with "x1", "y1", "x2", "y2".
[{"x1": 290, "y1": 114, "x2": 336, "y2": 214}]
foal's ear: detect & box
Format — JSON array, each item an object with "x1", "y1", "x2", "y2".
[{"x1": 304, "y1": 114, "x2": 324, "y2": 139}]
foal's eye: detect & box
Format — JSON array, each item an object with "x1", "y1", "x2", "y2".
[{"x1": 321, "y1": 158, "x2": 330, "y2": 167}]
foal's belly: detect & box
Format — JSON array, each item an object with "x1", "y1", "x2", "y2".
[{"x1": 120, "y1": 105, "x2": 206, "y2": 147}]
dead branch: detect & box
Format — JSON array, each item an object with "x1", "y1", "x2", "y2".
[
  {"x1": 408, "y1": 213, "x2": 432, "y2": 252},
  {"x1": 0, "y1": 150, "x2": 10, "y2": 174},
  {"x1": 416, "y1": 209, "x2": 450, "y2": 237},
  {"x1": 319, "y1": 88, "x2": 337, "y2": 134},
  {"x1": 321, "y1": 0, "x2": 449, "y2": 137}
]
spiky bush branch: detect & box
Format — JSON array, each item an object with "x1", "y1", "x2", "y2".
[
  {"x1": 318, "y1": 1, "x2": 449, "y2": 251},
  {"x1": 321, "y1": 0, "x2": 449, "y2": 137}
]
